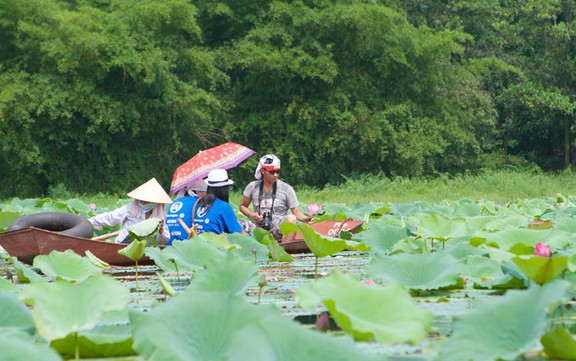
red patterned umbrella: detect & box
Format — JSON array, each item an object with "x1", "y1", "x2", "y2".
[{"x1": 170, "y1": 142, "x2": 255, "y2": 194}]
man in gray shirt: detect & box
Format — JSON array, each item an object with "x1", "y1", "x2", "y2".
[{"x1": 239, "y1": 154, "x2": 312, "y2": 242}]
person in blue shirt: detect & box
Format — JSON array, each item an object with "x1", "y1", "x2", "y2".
[{"x1": 166, "y1": 169, "x2": 242, "y2": 244}]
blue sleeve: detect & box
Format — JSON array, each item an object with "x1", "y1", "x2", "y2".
[{"x1": 221, "y1": 203, "x2": 243, "y2": 233}]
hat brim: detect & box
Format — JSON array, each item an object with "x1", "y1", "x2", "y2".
[
  {"x1": 205, "y1": 179, "x2": 234, "y2": 187},
  {"x1": 127, "y1": 178, "x2": 172, "y2": 204}
]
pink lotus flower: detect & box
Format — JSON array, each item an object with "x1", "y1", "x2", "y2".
[
  {"x1": 307, "y1": 203, "x2": 322, "y2": 215},
  {"x1": 534, "y1": 242, "x2": 551, "y2": 257},
  {"x1": 364, "y1": 279, "x2": 376, "y2": 286},
  {"x1": 90, "y1": 203, "x2": 97, "y2": 211}
]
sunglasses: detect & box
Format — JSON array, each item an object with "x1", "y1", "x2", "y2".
[{"x1": 263, "y1": 169, "x2": 281, "y2": 175}]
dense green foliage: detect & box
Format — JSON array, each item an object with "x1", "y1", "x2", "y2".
[{"x1": 1, "y1": 0, "x2": 576, "y2": 197}]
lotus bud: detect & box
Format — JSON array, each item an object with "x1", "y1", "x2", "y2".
[
  {"x1": 534, "y1": 242, "x2": 551, "y2": 257},
  {"x1": 315, "y1": 312, "x2": 331, "y2": 332},
  {"x1": 364, "y1": 279, "x2": 376, "y2": 286},
  {"x1": 307, "y1": 203, "x2": 323, "y2": 215},
  {"x1": 259, "y1": 275, "x2": 267, "y2": 288},
  {"x1": 252, "y1": 247, "x2": 257, "y2": 255},
  {"x1": 90, "y1": 203, "x2": 97, "y2": 211}
]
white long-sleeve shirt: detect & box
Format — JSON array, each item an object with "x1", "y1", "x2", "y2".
[{"x1": 89, "y1": 200, "x2": 170, "y2": 244}]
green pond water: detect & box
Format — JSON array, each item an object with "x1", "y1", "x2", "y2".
[{"x1": 3, "y1": 250, "x2": 574, "y2": 361}]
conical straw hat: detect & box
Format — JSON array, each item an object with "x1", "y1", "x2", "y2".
[{"x1": 127, "y1": 178, "x2": 172, "y2": 204}]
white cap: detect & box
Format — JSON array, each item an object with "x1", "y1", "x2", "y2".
[
  {"x1": 254, "y1": 154, "x2": 281, "y2": 179},
  {"x1": 205, "y1": 169, "x2": 234, "y2": 187},
  {"x1": 127, "y1": 178, "x2": 172, "y2": 204}
]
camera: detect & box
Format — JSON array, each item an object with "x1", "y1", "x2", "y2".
[{"x1": 261, "y1": 211, "x2": 273, "y2": 230}]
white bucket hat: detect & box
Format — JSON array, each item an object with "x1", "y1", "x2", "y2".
[
  {"x1": 205, "y1": 169, "x2": 234, "y2": 187},
  {"x1": 254, "y1": 154, "x2": 281, "y2": 179},
  {"x1": 127, "y1": 178, "x2": 172, "y2": 204}
]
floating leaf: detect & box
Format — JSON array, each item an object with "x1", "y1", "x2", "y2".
[
  {"x1": 130, "y1": 291, "x2": 270, "y2": 360},
  {"x1": 228, "y1": 314, "x2": 383, "y2": 361},
  {"x1": 282, "y1": 223, "x2": 370, "y2": 258},
  {"x1": 188, "y1": 253, "x2": 261, "y2": 295},
  {"x1": 19, "y1": 275, "x2": 129, "y2": 341},
  {"x1": 33, "y1": 250, "x2": 102, "y2": 282},
  {"x1": 297, "y1": 269, "x2": 433, "y2": 344},
  {"x1": 0, "y1": 292, "x2": 35, "y2": 332},
  {"x1": 0, "y1": 330, "x2": 63, "y2": 361},
  {"x1": 437, "y1": 280, "x2": 570, "y2": 361},
  {"x1": 541, "y1": 327, "x2": 576, "y2": 360},
  {"x1": 10, "y1": 257, "x2": 45, "y2": 283},
  {"x1": 513, "y1": 255, "x2": 568, "y2": 285},
  {"x1": 413, "y1": 213, "x2": 467, "y2": 241},
  {"x1": 367, "y1": 252, "x2": 466, "y2": 290},
  {"x1": 148, "y1": 237, "x2": 227, "y2": 272},
  {"x1": 0, "y1": 277, "x2": 18, "y2": 293}
]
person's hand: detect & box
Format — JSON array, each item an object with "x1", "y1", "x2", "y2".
[
  {"x1": 252, "y1": 213, "x2": 263, "y2": 223},
  {"x1": 301, "y1": 216, "x2": 313, "y2": 223}
]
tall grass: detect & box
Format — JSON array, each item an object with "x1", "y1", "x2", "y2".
[
  {"x1": 290, "y1": 168, "x2": 576, "y2": 205},
  {"x1": 6, "y1": 169, "x2": 575, "y2": 207}
]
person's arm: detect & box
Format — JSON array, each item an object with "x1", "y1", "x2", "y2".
[
  {"x1": 89, "y1": 205, "x2": 127, "y2": 229},
  {"x1": 290, "y1": 206, "x2": 312, "y2": 223},
  {"x1": 240, "y1": 196, "x2": 263, "y2": 223}
]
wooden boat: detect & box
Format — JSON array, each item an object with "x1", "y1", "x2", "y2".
[
  {"x1": 0, "y1": 220, "x2": 365, "y2": 265},
  {"x1": 282, "y1": 220, "x2": 365, "y2": 253},
  {"x1": 0, "y1": 227, "x2": 153, "y2": 266}
]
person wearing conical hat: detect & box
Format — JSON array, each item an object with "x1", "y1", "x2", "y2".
[{"x1": 89, "y1": 178, "x2": 172, "y2": 244}]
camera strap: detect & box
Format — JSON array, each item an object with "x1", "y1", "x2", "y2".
[{"x1": 258, "y1": 180, "x2": 277, "y2": 215}]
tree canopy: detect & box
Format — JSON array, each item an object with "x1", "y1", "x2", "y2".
[{"x1": 1, "y1": 0, "x2": 575, "y2": 197}]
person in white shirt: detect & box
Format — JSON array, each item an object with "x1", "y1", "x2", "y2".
[{"x1": 89, "y1": 177, "x2": 172, "y2": 244}]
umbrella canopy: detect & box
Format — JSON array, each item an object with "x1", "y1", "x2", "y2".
[{"x1": 170, "y1": 142, "x2": 255, "y2": 194}]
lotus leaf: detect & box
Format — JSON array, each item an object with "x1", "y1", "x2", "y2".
[
  {"x1": 19, "y1": 275, "x2": 129, "y2": 341},
  {"x1": 436, "y1": 280, "x2": 570, "y2": 361},
  {"x1": 282, "y1": 223, "x2": 370, "y2": 258},
  {"x1": 513, "y1": 255, "x2": 568, "y2": 285},
  {"x1": 0, "y1": 292, "x2": 35, "y2": 331},
  {"x1": 0, "y1": 329, "x2": 63, "y2": 361},
  {"x1": 51, "y1": 322, "x2": 135, "y2": 359},
  {"x1": 10, "y1": 257, "x2": 45, "y2": 283},
  {"x1": 148, "y1": 237, "x2": 227, "y2": 272},
  {"x1": 130, "y1": 290, "x2": 276, "y2": 360},
  {"x1": 85, "y1": 250, "x2": 111, "y2": 268},
  {"x1": 411, "y1": 213, "x2": 467, "y2": 241},
  {"x1": 367, "y1": 252, "x2": 466, "y2": 290},
  {"x1": 190, "y1": 232, "x2": 239, "y2": 250},
  {"x1": 127, "y1": 217, "x2": 161, "y2": 244},
  {"x1": 33, "y1": 250, "x2": 102, "y2": 282},
  {"x1": 188, "y1": 252, "x2": 261, "y2": 294},
  {"x1": 157, "y1": 272, "x2": 176, "y2": 297},
  {"x1": 0, "y1": 277, "x2": 18, "y2": 292},
  {"x1": 464, "y1": 255, "x2": 513, "y2": 288},
  {"x1": 474, "y1": 228, "x2": 572, "y2": 251},
  {"x1": 541, "y1": 327, "x2": 576, "y2": 360},
  {"x1": 226, "y1": 232, "x2": 269, "y2": 261},
  {"x1": 297, "y1": 269, "x2": 433, "y2": 344},
  {"x1": 353, "y1": 221, "x2": 409, "y2": 253},
  {"x1": 227, "y1": 314, "x2": 384, "y2": 361},
  {"x1": 118, "y1": 239, "x2": 147, "y2": 261}
]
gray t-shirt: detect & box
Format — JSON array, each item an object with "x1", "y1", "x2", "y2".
[{"x1": 243, "y1": 179, "x2": 299, "y2": 219}]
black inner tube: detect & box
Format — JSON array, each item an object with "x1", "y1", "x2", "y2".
[{"x1": 7, "y1": 212, "x2": 93, "y2": 238}]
